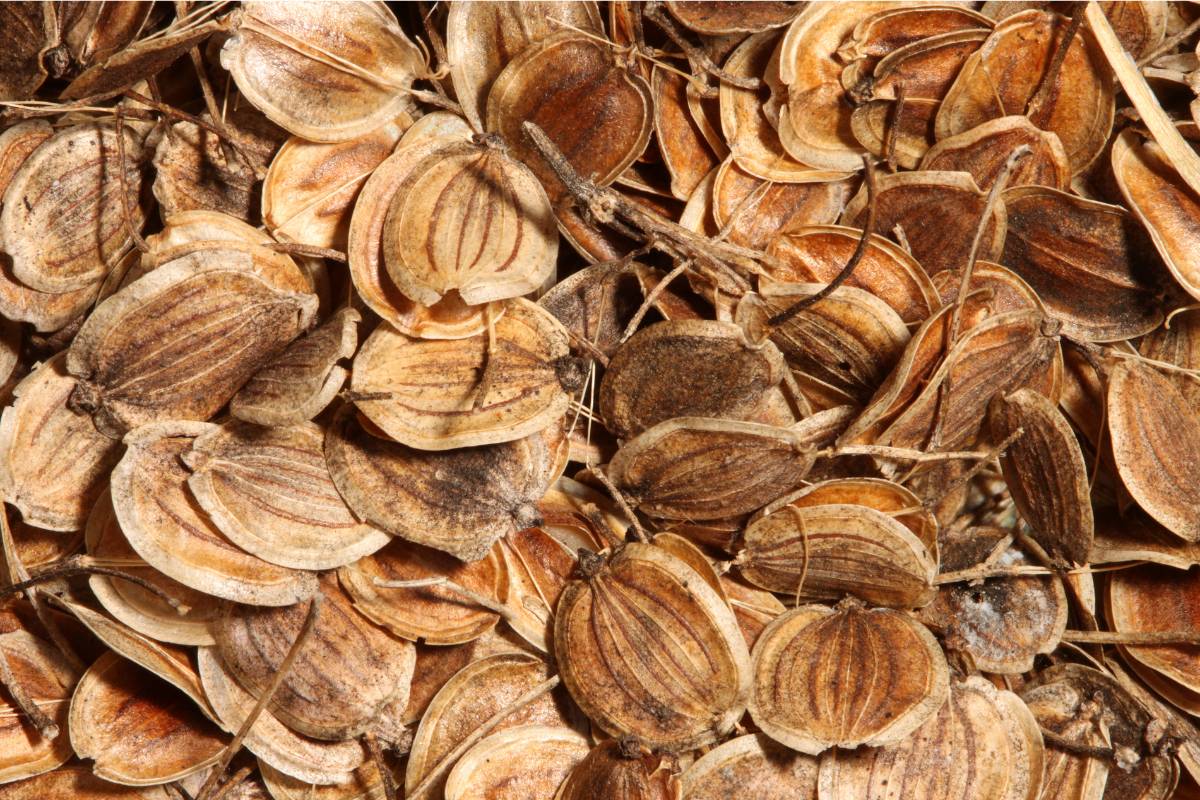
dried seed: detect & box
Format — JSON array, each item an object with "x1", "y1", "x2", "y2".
[
  {"x1": 259, "y1": 759, "x2": 394, "y2": 800},
  {"x1": 339, "y1": 538, "x2": 506, "y2": 646},
  {"x1": 738, "y1": 503, "x2": 936, "y2": 608},
  {"x1": 538, "y1": 260, "x2": 647, "y2": 359},
  {"x1": 557, "y1": 737, "x2": 680, "y2": 800},
  {"x1": 197, "y1": 646, "x2": 366, "y2": 785},
  {"x1": 222, "y1": 1, "x2": 426, "y2": 142},
  {"x1": 325, "y1": 405, "x2": 551, "y2": 561},
  {"x1": 681, "y1": 732, "x2": 818, "y2": 800},
  {"x1": 818, "y1": 676, "x2": 1044, "y2": 800},
  {"x1": 183, "y1": 420, "x2": 390, "y2": 571},
  {"x1": 1107, "y1": 360, "x2": 1200, "y2": 542},
  {"x1": 443, "y1": 725, "x2": 588, "y2": 800},
  {"x1": 554, "y1": 542, "x2": 751, "y2": 752},
  {"x1": 498, "y1": 528, "x2": 578, "y2": 652},
  {"x1": 0, "y1": 766, "x2": 161, "y2": 798},
  {"x1": 68, "y1": 652, "x2": 227, "y2": 786},
  {"x1": 921, "y1": 116, "x2": 1071, "y2": 191},
  {"x1": 748, "y1": 601, "x2": 949, "y2": 755},
  {"x1": 843, "y1": 29, "x2": 989, "y2": 105},
  {"x1": 61, "y1": 20, "x2": 223, "y2": 100},
  {"x1": 263, "y1": 119, "x2": 409, "y2": 251},
  {"x1": 110, "y1": 421, "x2": 318, "y2": 607},
  {"x1": 0, "y1": 3, "x2": 55, "y2": 100},
  {"x1": 711, "y1": 159, "x2": 851, "y2": 250},
  {"x1": 0, "y1": 353, "x2": 122, "y2": 532},
  {"x1": 599, "y1": 320, "x2": 790, "y2": 439},
  {"x1": 1108, "y1": 564, "x2": 1200, "y2": 700},
  {"x1": 1, "y1": 123, "x2": 146, "y2": 294},
  {"x1": 231, "y1": 308, "x2": 360, "y2": 428},
  {"x1": 380, "y1": 140, "x2": 559, "y2": 306},
  {"x1": 212, "y1": 573, "x2": 415, "y2": 741},
  {"x1": 667, "y1": 1, "x2": 799, "y2": 35},
  {"x1": 936, "y1": 9, "x2": 1115, "y2": 174},
  {"x1": 653, "y1": 66, "x2": 720, "y2": 200},
  {"x1": 1022, "y1": 683, "x2": 1110, "y2": 800},
  {"x1": 850, "y1": 96, "x2": 941, "y2": 169},
  {"x1": 608, "y1": 417, "x2": 815, "y2": 520},
  {"x1": 352, "y1": 299, "x2": 576, "y2": 449},
  {"x1": 0, "y1": 629, "x2": 79, "y2": 783}
]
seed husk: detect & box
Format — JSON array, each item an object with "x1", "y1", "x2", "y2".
[
  {"x1": 231, "y1": 307, "x2": 360, "y2": 428},
  {"x1": 183, "y1": 419, "x2": 391, "y2": 571},
  {"x1": 711, "y1": 159, "x2": 850, "y2": 251},
  {"x1": 339, "y1": 538, "x2": 506, "y2": 646},
  {"x1": 259, "y1": 758, "x2": 395, "y2": 800},
  {"x1": 0, "y1": 353, "x2": 122, "y2": 532},
  {"x1": 110, "y1": 421, "x2": 318, "y2": 607},
  {"x1": 818, "y1": 676, "x2": 1044, "y2": 800},
  {"x1": 554, "y1": 542, "x2": 751, "y2": 752},
  {"x1": 749, "y1": 600, "x2": 949, "y2": 755},
  {"x1": 1107, "y1": 359, "x2": 1200, "y2": 542},
  {"x1": 324, "y1": 404, "x2": 551, "y2": 561},
  {"x1": 68, "y1": 652, "x2": 227, "y2": 787},
  {"x1": 221, "y1": 1, "x2": 426, "y2": 142},
  {"x1": 680, "y1": 732, "x2": 818, "y2": 800},
  {"x1": 1021, "y1": 682, "x2": 1111, "y2": 800},
  {"x1": 352, "y1": 299, "x2": 576, "y2": 449},
  {"x1": 1108, "y1": 564, "x2": 1200, "y2": 701},
  {"x1": 607, "y1": 417, "x2": 815, "y2": 520},
  {"x1": 0, "y1": 765, "x2": 167, "y2": 798},
  {"x1": 921, "y1": 115, "x2": 1071, "y2": 191},
  {"x1": 444, "y1": 724, "x2": 589, "y2": 800},
  {"x1": 654, "y1": 66, "x2": 720, "y2": 201}
]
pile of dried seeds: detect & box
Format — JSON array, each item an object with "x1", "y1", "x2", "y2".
[{"x1": 1, "y1": 1, "x2": 1200, "y2": 798}]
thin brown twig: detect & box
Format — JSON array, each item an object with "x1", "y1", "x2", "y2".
[
  {"x1": 885, "y1": 84, "x2": 908, "y2": 173},
  {"x1": 195, "y1": 595, "x2": 323, "y2": 800},
  {"x1": 768, "y1": 155, "x2": 877, "y2": 328},
  {"x1": 114, "y1": 108, "x2": 150, "y2": 255},
  {"x1": 592, "y1": 466, "x2": 649, "y2": 544},
  {"x1": 264, "y1": 242, "x2": 348, "y2": 263},
  {"x1": 0, "y1": 648, "x2": 58, "y2": 739},
  {"x1": 364, "y1": 731, "x2": 398, "y2": 800},
  {"x1": 208, "y1": 764, "x2": 255, "y2": 800},
  {"x1": 643, "y1": 1, "x2": 760, "y2": 92},
  {"x1": 124, "y1": 90, "x2": 266, "y2": 179},
  {"x1": 1062, "y1": 629, "x2": 1200, "y2": 646},
  {"x1": 1137, "y1": 15, "x2": 1200, "y2": 66},
  {"x1": 1040, "y1": 727, "x2": 1115, "y2": 760},
  {"x1": 1026, "y1": 2, "x2": 1086, "y2": 124},
  {"x1": 2, "y1": 557, "x2": 187, "y2": 613}
]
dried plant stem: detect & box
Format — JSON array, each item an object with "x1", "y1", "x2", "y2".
[
  {"x1": 826, "y1": 444, "x2": 997, "y2": 463},
  {"x1": 363, "y1": 731, "x2": 398, "y2": 800},
  {"x1": 0, "y1": 556, "x2": 188, "y2": 613},
  {"x1": 769, "y1": 155, "x2": 876, "y2": 328},
  {"x1": 935, "y1": 564, "x2": 1059, "y2": 584},
  {"x1": 124, "y1": 90, "x2": 266, "y2": 179},
  {"x1": 1137, "y1": 16, "x2": 1200, "y2": 66},
  {"x1": 195, "y1": 594, "x2": 323, "y2": 800},
  {"x1": 885, "y1": 84, "x2": 908, "y2": 173},
  {"x1": 114, "y1": 108, "x2": 150, "y2": 255},
  {"x1": 643, "y1": 1, "x2": 760, "y2": 92},
  {"x1": 592, "y1": 465, "x2": 649, "y2": 544},
  {"x1": 1026, "y1": 2, "x2": 1085, "y2": 123},
  {"x1": 620, "y1": 259, "x2": 691, "y2": 343},
  {"x1": 1062, "y1": 629, "x2": 1200, "y2": 646},
  {"x1": 0, "y1": 648, "x2": 58, "y2": 739},
  {"x1": 265, "y1": 242, "x2": 348, "y2": 263},
  {"x1": 372, "y1": 576, "x2": 512, "y2": 620},
  {"x1": 565, "y1": 327, "x2": 610, "y2": 368},
  {"x1": 208, "y1": 764, "x2": 255, "y2": 800},
  {"x1": 1040, "y1": 727, "x2": 1114, "y2": 760},
  {"x1": 407, "y1": 676, "x2": 561, "y2": 800},
  {"x1": 522, "y1": 121, "x2": 761, "y2": 294}
]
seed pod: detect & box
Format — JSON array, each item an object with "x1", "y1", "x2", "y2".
[
  {"x1": 1109, "y1": 564, "x2": 1200, "y2": 699},
  {"x1": 1111, "y1": 128, "x2": 1200, "y2": 302},
  {"x1": 325, "y1": 405, "x2": 550, "y2": 561},
  {"x1": 1000, "y1": 186, "x2": 1162, "y2": 342},
  {"x1": 445, "y1": 725, "x2": 589, "y2": 800},
  {"x1": 936, "y1": 9, "x2": 1114, "y2": 174},
  {"x1": 740, "y1": 283, "x2": 910, "y2": 407},
  {"x1": 67, "y1": 255, "x2": 318, "y2": 438},
  {"x1": 183, "y1": 420, "x2": 390, "y2": 571},
  {"x1": 783, "y1": 477, "x2": 938, "y2": 555},
  {"x1": 197, "y1": 647, "x2": 366, "y2": 784},
  {"x1": 1140, "y1": 310, "x2": 1200, "y2": 417},
  {"x1": 340, "y1": 539, "x2": 506, "y2": 645},
  {"x1": 0, "y1": 253, "x2": 99, "y2": 334},
  {"x1": 776, "y1": 3, "x2": 900, "y2": 170},
  {"x1": 556, "y1": 738, "x2": 680, "y2": 800},
  {"x1": 608, "y1": 417, "x2": 815, "y2": 520},
  {"x1": 446, "y1": 1, "x2": 602, "y2": 132},
  {"x1": 841, "y1": 170, "x2": 1005, "y2": 277},
  {"x1": 348, "y1": 131, "x2": 497, "y2": 340},
  {"x1": 921, "y1": 116, "x2": 1071, "y2": 191},
  {"x1": 263, "y1": 119, "x2": 408, "y2": 251},
  {"x1": 766, "y1": 225, "x2": 939, "y2": 324},
  {"x1": 749, "y1": 601, "x2": 949, "y2": 755},
  {"x1": 222, "y1": 1, "x2": 426, "y2": 141},
  {"x1": 380, "y1": 139, "x2": 558, "y2": 306},
  {"x1": 405, "y1": 652, "x2": 575, "y2": 798},
  {"x1": 487, "y1": 31, "x2": 653, "y2": 204},
  {"x1": 110, "y1": 421, "x2": 318, "y2": 607},
  {"x1": 599, "y1": 320, "x2": 790, "y2": 439},
  {"x1": 818, "y1": 676, "x2": 1044, "y2": 800},
  {"x1": 1107, "y1": 360, "x2": 1200, "y2": 542},
  {"x1": 721, "y1": 30, "x2": 831, "y2": 182},
  {"x1": 0, "y1": 3, "x2": 54, "y2": 100},
  {"x1": 352, "y1": 300, "x2": 576, "y2": 449},
  {"x1": 0, "y1": 353, "x2": 121, "y2": 531},
  {"x1": 739, "y1": 503, "x2": 936, "y2": 609},
  {"x1": 711, "y1": 159, "x2": 850, "y2": 251},
  {"x1": 68, "y1": 652, "x2": 226, "y2": 786},
  {"x1": 57, "y1": 3, "x2": 152, "y2": 71},
  {"x1": 654, "y1": 67, "x2": 720, "y2": 200},
  {"x1": 0, "y1": 628, "x2": 79, "y2": 783},
  {"x1": 152, "y1": 109, "x2": 286, "y2": 223},
  {"x1": 681, "y1": 732, "x2": 818, "y2": 800},
  {"x1": 1021, "y1": 683, "x2": 1110, "y2": 800},
  {"x1": 5, "y1": 515, "x2": 80, "y2": 573},
  {"x1": 1, "y1": 122, "x2": 146, "y2": 293},
  {"x1": 231, "y1": 308, "x2": 361, "y2": 428},
  {"x1": 837, "y1": 5, "x2": 993, "y2": 67},
  {"x1": 212, "y1": 573, "x2": 415, "y2": 741},
  {"x1": 919, "y1": 550, "x2": 1067, "y2": 674},
  {"x1": 555, "y1": 542, "x2": 751, "y2": 751}
]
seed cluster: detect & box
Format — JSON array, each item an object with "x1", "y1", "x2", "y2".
[{"x1": 0, "y1": 2, "x2": 1198, "y2": 799}]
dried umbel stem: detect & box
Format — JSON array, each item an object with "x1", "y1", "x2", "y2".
[{"x1": 0, "y1": 555, "x2": 189, "y2": 613}]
